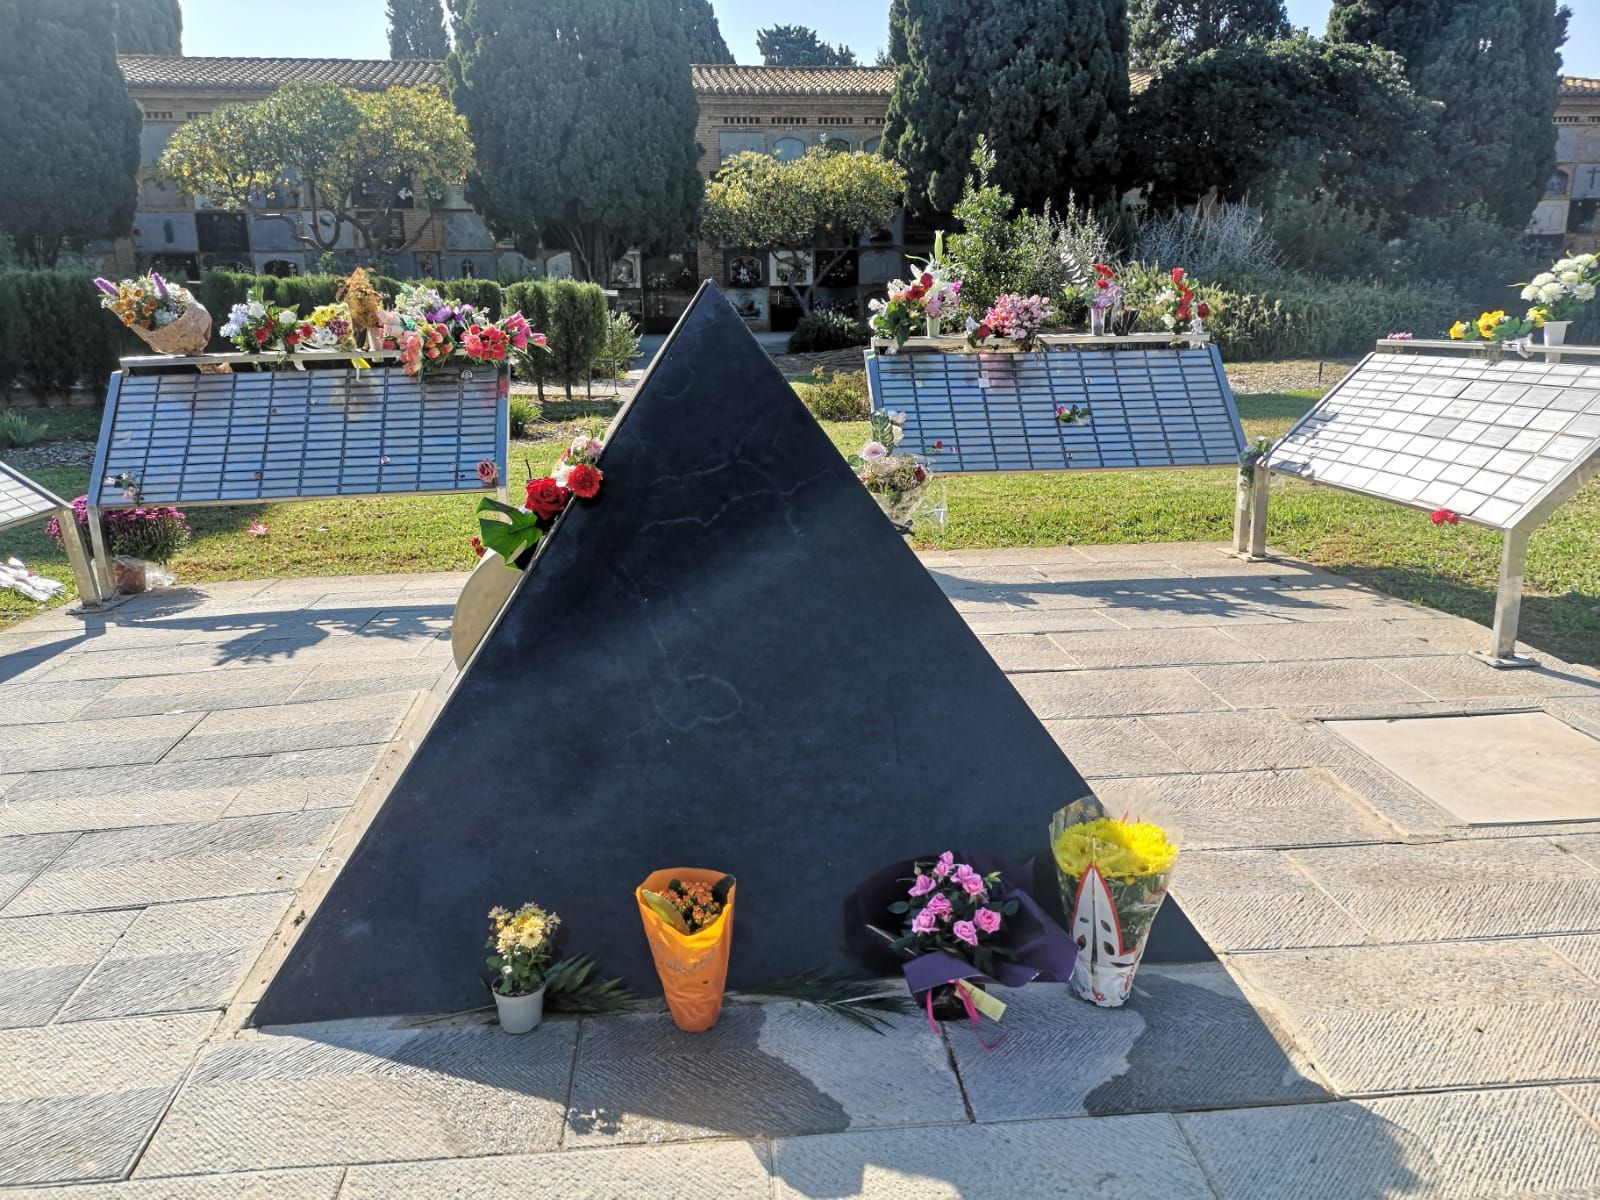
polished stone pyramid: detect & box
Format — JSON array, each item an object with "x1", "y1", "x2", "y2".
[{"x1": 253, "y1": 283, "x2": 1103, "y2": 1025}]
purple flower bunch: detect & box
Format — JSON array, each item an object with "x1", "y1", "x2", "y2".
[
  {"x1": 46, "y1": 495, "x2": 190, "y2": 563},
  {"x1": 892, "y1": 851, "x2": 1019, "y2": 958}
]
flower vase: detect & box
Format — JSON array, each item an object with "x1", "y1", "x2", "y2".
[
  {"x1": 926, "y1": 315, "x2": 941, "y2": 338},
  {"x1": 1089, "y1": 307, "x2": 1108, "y2": 337},
  {"x1": 1543, "y1": 320, "x2": 1571, "y2": 347},
  {"x1": 493, "y1": 984, "x2": 546, "y2": 1034},
  {"x1": 636, "y1": 868, "x2": 736, "y2": 1032}
]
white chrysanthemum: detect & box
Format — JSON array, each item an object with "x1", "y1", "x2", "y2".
[
  {"x1": 1532, "y1": 272, "x2": 1556, "y2": 287},
  {"x1": 1575, "y1": 282, "x2": 1597, "y2": 301},
  {"x1": 1521, "y1": 285, "x2": 1539, "y2": 301},
  {"x1": 1540, "y1": 283, "x2": 1564, "y2": 304},
  {"x1": 246, "y1": 300, "x2": 266, "y2": 318}
]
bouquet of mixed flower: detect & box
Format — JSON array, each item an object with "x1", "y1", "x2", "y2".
[
  {"x1": 1088, "y1": 262, "x2": 1123, "y2": 327},
  {"x1": 1519, "y1": 253, "x2": 1599, "y2": 326},
  {"x1": 971, "y1": 292, "x2": 1055, "y2": 351},
  {"x1": 849, "y1": 410, "x2": 934, "y2": 528},
  {"x1": 869, "y1": 240, "x2": 963, "y2": 348},
  {"x1": 850, "y1": 850, "x2": 1077, "y2": 1036},
  {"x1": 300, "y1": 302, "x2": 361, "y2": 352},
  {"x1": 1050, "y1": 796, "x2": 1180, "y2": 1007},
  {"x1": 1152, "y1": 267, "x2": 1212, "y2": 337},
  {"x1": 636, "y1": 869, "x2": 737, "y2": 1032},
  {"x1": 94, "y1": 272, "x2": 212, "y2": 355},
  {"x1": 221, "y1": 286, "x2": 311, "y2": 354},
  {"x1": 474, "y1": 434, "x2": 606, "y2": 567},
  {"x1": 387, "y1": 283, "x2": 546, "y2": 376}
]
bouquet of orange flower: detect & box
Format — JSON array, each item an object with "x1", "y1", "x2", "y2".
[{"x1": 636, "y1": 869, "x2": 737, "y2": 1032}]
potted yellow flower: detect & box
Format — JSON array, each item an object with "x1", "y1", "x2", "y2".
[
  {"x1": 1050, "y1": 798, "x2": 1179, "y2": 1007},
  {"x1": 485, "y1": 901, "x2": 560, "y2": 1033}
]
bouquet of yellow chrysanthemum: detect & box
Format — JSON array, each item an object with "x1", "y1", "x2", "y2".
[{"x1": 1050, "y1": 797, "x2": 1180, "y2": 1007}]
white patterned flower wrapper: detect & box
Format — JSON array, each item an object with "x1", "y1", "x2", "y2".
[{"x1": 1061, "y1": 861, "x2": 1172, "y2": 1006}]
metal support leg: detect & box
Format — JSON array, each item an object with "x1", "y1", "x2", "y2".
[
  {"x1": 55, "y1": 508, "x2": 103, "y2": 608},
  {"x1": 1232, "y1": 465, "x2": 1271, "y2": 560},
  {"x1": 85, "y1": 504, "x2": 115, "y2": 599},
  {"x1": 1472, "y1": 527, "x2": 1537, "y2": 669}
]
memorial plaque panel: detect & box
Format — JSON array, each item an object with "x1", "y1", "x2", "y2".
[
  {"x1": 0, "y1": 461, "x2": 66, "y2": 532},
  {"x1": 1267, "y1": 352, "x2": 1600, "y2": 529},
  {"x1": 88, "y1": 362, "x2": 507, "y2": 508},
  {"x1": 866, "y1": 347, "x2": 1246, "y2": 473}
]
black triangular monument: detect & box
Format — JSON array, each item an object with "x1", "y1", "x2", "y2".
[{"x1": 254, "y1": 283, "x2": 1097, "y2": 1025}]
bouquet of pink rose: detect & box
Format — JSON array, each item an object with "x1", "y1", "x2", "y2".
[{"x1": 890, "y1": 852, "x2": 1019, "y2": 979}]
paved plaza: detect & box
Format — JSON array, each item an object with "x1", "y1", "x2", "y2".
[{"x1": 2, "y1": 546, "x2": 1599, "y2": 1197}]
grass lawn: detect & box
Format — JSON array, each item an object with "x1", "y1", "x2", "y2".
[{"x1": 2, "y1": 387, "x2": 1596, "y2": 666}]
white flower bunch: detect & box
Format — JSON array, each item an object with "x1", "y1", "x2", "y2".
[{"x1": 1519, "y1": 254, "x2": 1600, "y2": 323}]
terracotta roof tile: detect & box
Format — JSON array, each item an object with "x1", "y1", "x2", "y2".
[
  {"x1": 118, "y1": 55, "x2": 443, "y2": 92},
  {"x1": 690, "y1": 64, "x2": 895, "y2": 96}
]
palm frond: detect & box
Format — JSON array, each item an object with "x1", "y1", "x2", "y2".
[
  {"x1": 745, "y1": 969, "x2": 914, "y2": 1035},
  {"x1": 543, "y1": 955, "x2": 638, "y2": 1015}
]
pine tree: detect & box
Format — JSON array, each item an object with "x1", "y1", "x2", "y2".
[
  {"x1": 0, "y1": 0, "x2": 141, "y2": 264},
  {"x1": 388, "y1": 0, "x2": 450, "y2": 59},
  {"x1": 448, "y1": 0, "x2": 701, "y2": 283},
  {"x1": 684, "y1": 0, "x2": 733, "y2": 63},
  {"x1": 756, "y1": 24, "x2": 857, "y2": 66},
  {"x1": 113, "y1": 0, "x2": 182, "y2": 54},
  {"x1": 883, "y1": 0, "x2": 1129, "y2": 214},
  {"x1": 1129, "y1": 0, "x2": 1288, "y2": 66},
  {"x1": 1327, "y1": 0, "x2": 1569, "y2": 226}
]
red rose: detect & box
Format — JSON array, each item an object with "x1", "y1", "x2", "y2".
[
  {"x1": 470, "y1": 536, "x2": 485, "y2": 558},
  {"x1": 913, "y1": 465, "x2": 927, "y2": 483},
  {"x1": 1171, "y1": 267, "x2": 1185, "y2": 286},
  {"x1": 255, "y1": 326, "x2": 270, "y2": 345},
  {"x1": 476, "y1": 459, "x2": 499, "y2": 486},
  {"x1": 1197, "y1": 302, "x2": 1211, "y2": 319},
  {"x1": 566, "y1": 463, "x2": 603, "y2": 500},
  {"x1": 1093, "y1": 262, "x2": 1114, "y2": 277},
  {"x1": 1096, "y1": 278, "x2": 1109, "y2": 290},
  {"x1": 907, "y1": 284, "x2": 925, "y2": 301},
  {"x1": 919, "y1": 272, "x2": 933, "y2": 288},
  {"x1": 524, "y1": 476, "x2": 568, "y2": 519},
  {"x1": 976, "y1": 323, "x2": 991, "y2": 338}
]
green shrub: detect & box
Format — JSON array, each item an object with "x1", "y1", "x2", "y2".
[
  {"x1": 595, "y1": 309, "x2": 642, "y2": 379},
  {"x1": 508, "y1": 397, "x2": 540, "y2": 438},
  {"x1": 1392, "y1": 206, "x2": 1536, "y2": 315},
  {"x1": 0, "y1": 410, "x2": 48, "y2": 448},
  {"x1": 503, "y1": 279, "x2": 607, "y2": 395},
  {"x1": 787, "y1": 309, "x2": 870, "y2": 352},
  {"x1": 796, "y1": 367, "x2": 870, "y2": 420},
  {"x1": 1199, "y1": 274, "x2": 1462, "y2": 360}
]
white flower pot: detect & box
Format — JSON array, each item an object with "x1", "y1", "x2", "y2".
[
  {"x1": 926, "y1": 315, "x2": 941, "y2": 338},
  {"x1": 1089, "y1": 307, "x2": 1108, "y2": 337},
  {"x1": 493, "y1": 984, "x2": 545, "y2": 1034},
  {"x1": 1543, "y1": 320, "x2": 1570, "y2": 347}
]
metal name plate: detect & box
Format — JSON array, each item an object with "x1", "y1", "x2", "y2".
[
  {"x1": 88, "y1": 364, "x2": 508, "y2": 508},
  {"x1": 0, "y1": 460, "x2": 68, "y2": 533},
  {"x1": 865, "y1": 347, "x2": 1246, "y2": 472},
  {"x1": 1268, "y1": 352, "x2": 1600, "y2": 530}
]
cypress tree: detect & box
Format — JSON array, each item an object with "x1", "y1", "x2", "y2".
[
  {"x1": 1327, "y1": 0, "x2": 1569, "y2": 226},
  {"x1": 113, "y1": 0, "x2": 182, "y2": 55},
  {"x1": 884, "y1": 0, "x2": 1129, "y2": 214},
  {"x1": 1129, "y1": 0, "x2": 1289, "y2": 66},
  {"x1": 448, "y1": 0, "x2": 701, "y2": 284},
  {"x1": 756, "y1": 25, "x2": 857, "y2": 66},
  {"x1": 388, "y1": 0, "x2": 450, "y2": 59},
  {"x1": 0, "y1": 0, "x2": 141, "y2": 265},
  {"x1": 684, "y1": 0, "x2": 733, "y2": 63}
]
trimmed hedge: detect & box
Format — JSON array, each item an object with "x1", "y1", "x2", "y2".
[
  {"x1": 1198, "y1": 276, "x2": 1463, "y2": 362},
  {"x1": 504, "y1": 279, "x2": 608, "y2": 397}
]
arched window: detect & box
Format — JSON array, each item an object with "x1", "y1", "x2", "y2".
[
  {"x1": 261, "y1": 259, "x2": 299, "y2": 277},
  {"x1": 862, "y1": 136, "x2": 881, "y2": 155},
  {"x1": 772, "y1": 136, "x2": 807, "y2": 161},
  {"x1": 1546, "y1": 169, "x2": 1570, "y2": 198},
  {"x1": 822, "y1": 136, "x2": 852, "y2": 154}
]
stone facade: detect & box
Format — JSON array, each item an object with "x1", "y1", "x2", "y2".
[{"x1": 1533, "y1": 76, "x2": 1600, "y2": 254}]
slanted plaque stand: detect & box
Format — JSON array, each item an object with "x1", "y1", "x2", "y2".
[
  {"x1": 1246, "y1": 340, "x2": 1600, "y2": 667},
  {"x1": 0, "y1": 460, "x2": 102, "y2": 606},
  {"x1": 253, "y1": 283, "x2": 1111, "y2": 1026}
]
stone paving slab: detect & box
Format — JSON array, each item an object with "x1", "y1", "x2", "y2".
[
  {"x1": 1080, "y1": 599, "x2": 1293, "y2": 630},
  {"x1": 0, "y1": 677, "x2": 121, "y2": 725},
  {"x1": 286, "y1": 662, "x2": 451, "y2": 705},
  {"x1": 1046, "y1": 626, "x2": 1263, "y2": 669},
  {"x1": 0, "y1": 832, "x2": 77, "y2": 908},
  {"x1": 1213, "y1": 618, "x2": 1454, "y2": 662},
  {"x1": 1043, "y1": 717, "x2": 1188, "y2": 777},
  {"x1": 1170, "y1": 850, "x2": 1367, "y2": 951},
  {"x1": 0, "y1": 1168, "x2": 345, "y2": 1200},
  {"x1": 1135, "y1": 710, "x2": 1356, "y2": 772},
  {"x1": 162, "y1": 694, "x2": 414, "y2": 762},
  {"x1": 138, "y1": 1023, "x2": 578, "y2": 1176},
  {"x1": 1008, "y1": 666, "x2": 1227, "y2": 718},
  {"x1": 1285, "y1": 837, "x2": 1600, "y2": 942},
  {"x1": 1091, "y1": 768, "x2": 1402, "y2": 850},
  {"x1": 0, "y1": 909, "x2": 136, "y2": 1028},
  {"x1": 92, "y1": 666, "x2": 315, "y2": 719},
  {"x1": 1552, "y1": 933, "x2": 1600, "y2": 982},
  {"x1": 0, "y1": 712, "x2": 202, "y2": 773},
  {"x1": 220, "y1": 744, "x2": 388, "y2": 818},
  {"x1": 970, "y1": 633, "x2": 1078, "y2": 672},
  {"x1": 60, "y1": 892, "x2": 293, "y2": 1022},
  {"x1": 946, "y1": 972, "x2": 1327, "y2": 1121},
  {"x1": 1178, "y1": 1086, "x2": 1600, "y2": 1199},
  {"x1": 769, "y1": 1113, "x2": 1216, "y2": 1199},
  {"x1": 0, "y1": 1012, "x2": 215, "y2": 1186},
  {"x1": 1186, "y1": 659, "x2": 1431, "y2": 708},
  {"x1": 340, "y1": 1141, "x2": 773, "y2": 1200},
  {"x1": 2, "y1": 810, "x2": 340, "y2": 917},
  {"x1": 565, "y1": 1003, "x2": 965, "y2": 1146},
  {"x1": 1227, "y1": 940, "x2": 1600, "y2": 1092},
  {"x1": 1378, "y1": 654, "x2": 1600, "y2": 702}
]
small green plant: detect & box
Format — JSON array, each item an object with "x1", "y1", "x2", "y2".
[
  {"x1": 787, "y1": 309, "x2": 870, "y2": 353},
  {"x1": 0, "y1": 410, "x2": 48, "y2": 449},
  {"x1": 508, "y1": 397, "x2": 540, "y2": 439},
  {"x1": 797, "y1": 367, "x2": 870, "y2": 421},
  {"x1": 594, "y1": 309, "x2": 642, "y2": 380}
]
